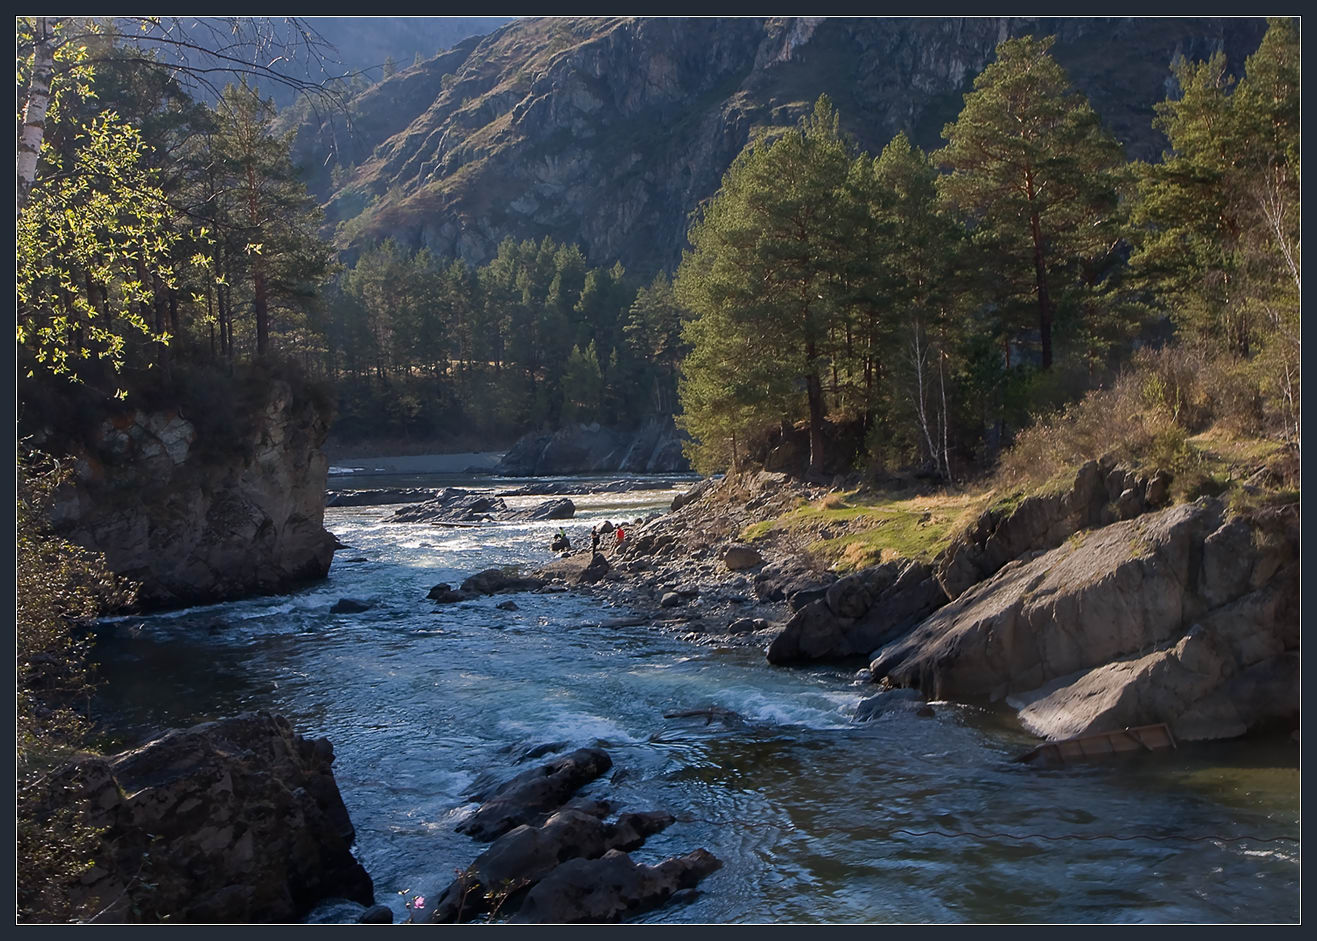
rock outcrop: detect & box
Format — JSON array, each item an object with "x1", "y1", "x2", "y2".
[
  {"x1": 492, "y1": 419, "x2": 690, "y2": 475},
  {"x1": 387, "y1": 489, "x2": 575, "y2": 524},
  {"x1": 325, "y1": 487, "x2": 438, "y2": 508},
  {"x1": 33, "y1": 712, "x2": 373, "y2": 922},
  {"x1": 49, "y1": 380, "x2": 337, "y2": 610},
  {"x1": 509, "y1": 848, "x2": 722, "y2": 923},
  {"x1": 766, "y1": 560, "x2": 947, "y2": 664},
  {"x1": 935, "y1": 458, "x2": 1172, "y2": 600},
  {"x1": 869, "y1": 499, "x2": 1299, "y2": 742}
]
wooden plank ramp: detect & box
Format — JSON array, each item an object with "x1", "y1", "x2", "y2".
[{"x1": 1016, "y1": 723, "x2": 1177, "y2": 765}]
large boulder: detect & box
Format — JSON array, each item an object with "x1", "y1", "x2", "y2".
[
  {"x1": 431, "y1": 808, "x2": 673, "y2": 922},
  {"x1": 32, "y1": 712, "x2": 372, "y2": 922},
  {"x1": 460, "y1": 568, "x2": 546, "y2": 596},
  {"x1": 753, "y1": 556, "x2": 834, "y2": 604},
  {"x1": 509, "y1": 848, "x2": 722, "y2": 923},
  {"x1": 870, "y1": 499, "x2": 1299, "y2": 742},
  {"x1": 722, "y1": 544, "x2": 763, "y2": 571},
  {"x1": 457, "y1": 748, "x2": 614, "y2": 841},
  {"x1": 507, "y1": 498, "x2": 576, "y2": 521},
  {"x1": 766, "y1": 560, "x2": 947, "y2": 664}
]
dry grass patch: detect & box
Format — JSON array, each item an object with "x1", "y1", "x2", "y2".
[{"x1": 743, "y1": 486, "x2": 994, "y2": 572}]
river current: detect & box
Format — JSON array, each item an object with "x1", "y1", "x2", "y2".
[{"x1": 91, "y1": 474, "x2": 1300, "y2": 924}]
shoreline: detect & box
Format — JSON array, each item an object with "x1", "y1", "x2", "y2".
[{"x1": 327, "y1": 451, "x2": 505, "y2": 476}]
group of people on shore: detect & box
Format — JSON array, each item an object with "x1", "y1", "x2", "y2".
[{"x1": 552, "y1": 524, "x2": 624, "y2": 557}]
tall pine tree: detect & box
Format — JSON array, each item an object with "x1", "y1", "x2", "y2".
[{"x1": 936, "y1": 35, "x2": 1125, "y2": 372}]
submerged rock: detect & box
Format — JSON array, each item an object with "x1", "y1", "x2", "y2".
[
  {"x1": 330, "y1": 597, "x2": 374, "y2": 613},
  {"x1": 854, "y1": 688, "x2": 933, "y2": 722},
  {"x1": 357, "y1": 905, "x2": 393, "y2": 924}
]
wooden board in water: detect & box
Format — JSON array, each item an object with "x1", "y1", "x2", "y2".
[{"x1": 1016, "y1": 723, "x2": 1177, "y2": 765}]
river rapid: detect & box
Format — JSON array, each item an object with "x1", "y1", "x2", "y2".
[{"x1": 91, "y1": 474, "x2": 1300, "y2": 924}]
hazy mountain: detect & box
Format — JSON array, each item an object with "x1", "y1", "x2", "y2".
[{"x1": 285, "y1": 16, "x2": 1267, "y2": 276}]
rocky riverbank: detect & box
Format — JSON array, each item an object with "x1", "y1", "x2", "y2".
[{"x1": 522, "y1": 462, "x2": 1298, "y2": 746}]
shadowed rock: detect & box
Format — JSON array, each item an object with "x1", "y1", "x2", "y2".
[
  {"x1": 509, "y1": 848, "x2": 722, "y2": 923},
  {"x1": 457, "y1": 748, "x2": 614, "y2": 841},
  {"x1": 330, "y1": 597, "x2": 373, "y2": 613},
  {"x1": 27, "y1": 712, "x2": 372, "y2": 922},
  {"x1": 326, "y1": 488, "x2": 436, "y2": 508},
  {"x1": 766, "y1": 560, "x2": 946, "y2": 664},
  {"x1": 431, "y1": 808, "x2": 673, "y2": 922},
  {"x1": 460, "y1": 568, "x2": 546, "y2": 595}
]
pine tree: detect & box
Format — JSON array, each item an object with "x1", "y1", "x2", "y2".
[
  {"x1": 936, "y1": 35, "x2": 1125, "y2": 372},
  {"x1": 676, "y1": 95, "x2": 856, "y2": 474}
]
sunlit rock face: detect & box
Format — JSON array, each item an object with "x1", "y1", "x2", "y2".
[{"x1": 290, "y1": 16, "x2": 1266, "y2": 275}]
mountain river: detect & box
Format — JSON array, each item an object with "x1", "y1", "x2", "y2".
[{"x1": 91, "y1": 474, "x2": 1300, "y2": 924}]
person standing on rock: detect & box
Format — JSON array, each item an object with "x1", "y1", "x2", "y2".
[
  {"x1": 615, "y1": 526, "x2": 625, "y2": 547},
  {"x1": 591, "y1": 526, "x2": 601, "y2": 557}
]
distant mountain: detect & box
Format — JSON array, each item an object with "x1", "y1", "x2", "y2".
[
  {"x1": 155, "y1": 15, "x2": 512, "y2": 106},
  {"x1": 285, "y1": 16, "x2": 1268, "y2": 276}
]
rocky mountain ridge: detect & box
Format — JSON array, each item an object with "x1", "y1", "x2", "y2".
[{"x1": 290, "y1": 16, "x2": 1268, "y2": 275}]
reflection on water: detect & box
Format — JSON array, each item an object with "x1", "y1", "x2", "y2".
[{"x1": 91, "y1": 476, "x2": 1300, "y2": 924}]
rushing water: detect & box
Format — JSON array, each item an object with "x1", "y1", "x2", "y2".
[{"x1": 91, "y1": 475, "x2": 1300, "y2": 924}]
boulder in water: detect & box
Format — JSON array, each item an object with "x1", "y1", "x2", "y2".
[
  {"x1": 457, "y1": 748, "x2": 614, "y2": 842},
  {"x1": 330, "y1": 597, "x2": 373, "y2": 614},
  {"x1": 431, "y1": 808, "x2": 673, "y2": 922},
  {"x1": 509, "y1": 848, "x2": 722, "y2": 923}
]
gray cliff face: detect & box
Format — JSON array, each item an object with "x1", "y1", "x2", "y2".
[
  {"x1": 51, "y1": 380, "x2": 337, "y2": 610},
  {"x1": 299, "y1": 16, "x2": 1267, "y2": 274}
]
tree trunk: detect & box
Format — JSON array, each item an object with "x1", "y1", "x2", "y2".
[
  {"x1": 254, "y1": 263, "x2": 269, "y2": 356},
  {"x1": 1025, "y1": 178, "x2": 1054, "y2": 370},
  {"x1": 17, "y1": 17, "x2": 54, "y2": 215},
  {"x1": 805, "y1": 342, "x2": 826, "y2": 476}
]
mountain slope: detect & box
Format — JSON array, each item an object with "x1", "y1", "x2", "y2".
[{"x1": 290, "y1": 16, "x2": 1268, "y2": 275}]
